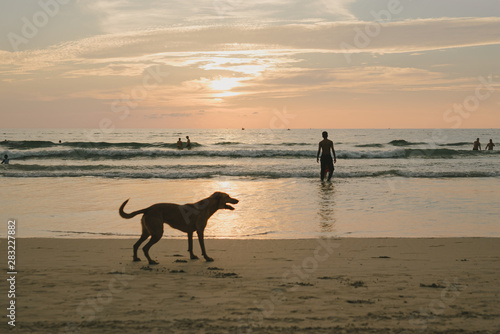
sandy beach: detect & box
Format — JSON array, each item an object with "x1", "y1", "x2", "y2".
[{"x1": 2, "y1": 237, "x2": 499, "y2": 333}]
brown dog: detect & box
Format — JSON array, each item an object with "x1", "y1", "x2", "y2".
[{"x1": 119, "y1": 192, "x2": 238, "y2": 264}]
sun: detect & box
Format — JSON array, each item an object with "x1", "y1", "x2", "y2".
[{"x1": 209, "y1": 77, "x2": 241, "y2": 91}]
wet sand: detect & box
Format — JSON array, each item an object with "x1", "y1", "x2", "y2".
[{"x1": 3, "y1": 238, "x2": 500, "y2": 333}]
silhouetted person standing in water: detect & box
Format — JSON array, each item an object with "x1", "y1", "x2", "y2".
[
  {"x1": 317, "y1": 131, "x2": 336, "y2": 181},
  {"x1": 485, "y1": 139, "x2": 495, "y2": 150},
  {"x1": 186, "y1": 136, "x2": 191, "y2": 149},
  {"x1": 473, "y1": 138, "x2": 481, "y2": 151},
  {"x1": 177, "y1": 138, "x2": 183, "y2": 149}
]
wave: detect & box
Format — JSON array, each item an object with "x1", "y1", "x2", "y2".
[
  {"x1": 0, "y1": 139, "x2": 325, "y2": 151},
  {"x1": 216, "y1": 142, "x2": 310, "y2": 146},
  {"x1": 355, "y1": 144, "x2": 384, "y2": 148},
  {"x1": 437, "y1": 142, "x2": 472, "y2": 147},
  {"x1": 341, "y1": 148, "x2": 500, "y2": 159},
  {"x1": 2, "y1": 165, "x2": 499, "y2": 179},
  {"x1": 0, "y1": 140, "x2": 56, "y2": 150},
  {"x1": 282, "y1": 142, "x2": 311, "y2": 146},
  {"x1": 6, "y1": 147, "x2": 500, "y2": 161},
  {"x1": 359, "y1": 141, "x2": 474, "y2": 148},
  {"x1": 0, "y1": 140, "x2": 201, "y2": 150},
  {"x1": 10, "y1": 148, "x2": 314, "y2": 160},
  {"x1": 264, "y1": 142, "x2": 311, "y2": 146},
  {"x1": 388, "y1": 140, "x2": 427, "y2": 146}
]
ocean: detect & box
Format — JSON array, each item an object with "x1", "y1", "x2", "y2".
[{"x1": 1, "y1": 128, "x2": 499, "y2": 239}]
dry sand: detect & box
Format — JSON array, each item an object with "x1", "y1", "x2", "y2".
[{"x1": 2, "y1": 238, "x2": 500, "y2": 333}]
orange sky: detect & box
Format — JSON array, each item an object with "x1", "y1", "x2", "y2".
[{"x1": 1, "y1": 0, "x2": 499, "y2": 129}]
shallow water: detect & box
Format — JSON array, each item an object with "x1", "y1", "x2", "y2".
[{"x1": 1, "y1": 177, "x2": 499, "y2": 238}]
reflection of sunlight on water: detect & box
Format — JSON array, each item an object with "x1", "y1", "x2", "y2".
[
  {"x1": 211, "y1": 180, "x2": 238, "y2": 193},
  {"x1": 317, "y1": 181, "x2": 336, "y2": 233},
  {"x1": 204, "y1": 179, "x2": 244, "y2": 239},
  {"x1": 207, "y1": 178, "x2": 318, "y2": 238}
]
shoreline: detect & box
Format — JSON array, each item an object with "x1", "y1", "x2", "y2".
[
  {"x1": 2, "y1": 237, "x2": 499, "y2": 333},
  {"x1": 4, "y1": 236, "x2": 499, "y2": 240}
]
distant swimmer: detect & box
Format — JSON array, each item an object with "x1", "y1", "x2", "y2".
[
  {"x1": 316, "y1": 131, "x2": 336, "y2": 181},
  {"x1": 1, "y1": 154, "x2": 9, "y2": 164},
  {"x1": 186, "y1": 136, "x2": 191, "y2": 149},
  {"x1": 473, "y1": 138, "x2": 481, "y2": 151},
  {"x1": 485, "y1": 139, "x2": 495, "y2": 151},
  {"x1": 177, "y1": 138, "x2": 183, "y2": 149}
]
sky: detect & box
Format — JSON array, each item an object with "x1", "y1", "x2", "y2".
[{"x1": 0, "y1": 0, "x2": 499, "y2": 129}]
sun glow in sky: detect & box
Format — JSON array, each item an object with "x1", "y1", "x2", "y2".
[
  {"x1": 210, "y1": 77, "x2": 242, "y2": 91},
  {"x1": 0, "y1": 0, "x2": 499, "y2": 129}
]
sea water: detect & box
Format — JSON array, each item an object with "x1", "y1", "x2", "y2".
[{"x1": 1, "y1": 128, "x2": 499, "y2": 238}]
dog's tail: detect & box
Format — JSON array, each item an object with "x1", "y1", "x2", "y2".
[{"x1": 119, "y1": 199, "x2": 147, "y2": 219}]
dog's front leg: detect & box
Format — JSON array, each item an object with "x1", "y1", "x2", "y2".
[
  {"x1": 196, "y1": 230, "x2": 213, "y2": 262},
  {"x1": 187, "y1": 231, "x2": 199, "y2": 260}
]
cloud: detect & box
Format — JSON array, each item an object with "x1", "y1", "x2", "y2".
[
  {"x1": 144, "y1": 112, "x2": 192, "y2": 118},
  {"x1": 80, "y1": 0, "x2": 356, "y2": 34},
  {"x1": 319, "y1": 0, "x2": 357, "y2": 20},
  {"x1": 3, "y1": 17, "x2": 499, "y2": 69},
  {"x1": 1, "y1": 13, "x2": 499, "y2": 126}
]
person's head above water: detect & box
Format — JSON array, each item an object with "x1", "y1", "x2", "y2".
[{"x1": 322, "y1": 131, "x2": 328, "y2": 139}]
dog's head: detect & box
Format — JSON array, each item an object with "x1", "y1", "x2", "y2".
[{"x1": 211, "y1": 192, "x2": 239, "y2": 210}]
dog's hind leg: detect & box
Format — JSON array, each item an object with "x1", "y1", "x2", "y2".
[
  {"x1": 142, "y1": 220, "x2": 163, "y2": 265},
  {"x1": 133, "y1": 218, "x2": 150, "y2": 262},
  {"x1": 187, "y1": 231, "x2": 199, "y2": 260}
]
